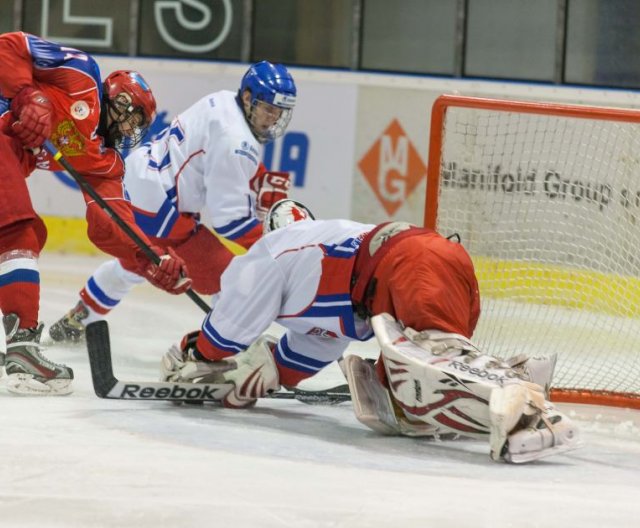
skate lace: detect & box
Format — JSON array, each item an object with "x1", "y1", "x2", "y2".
[
  {"x1": 32, "y1": 344, "x2": 69, "y2": 369},
  {"x1": 8, "y1": 331, "x2": 68, "y2": 370}
]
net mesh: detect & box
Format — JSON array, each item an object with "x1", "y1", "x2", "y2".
[{"x1": 433, "y1": 101, "x2": 640, "y2": 399}]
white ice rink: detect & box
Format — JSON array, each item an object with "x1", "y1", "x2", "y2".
[{"x1": 1, "y1": 253, "x2": 639, "y2": 528}]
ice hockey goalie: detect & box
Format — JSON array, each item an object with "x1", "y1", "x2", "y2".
[{"x1": 344, "y1": 313, "x2": 583, "y2": 464}]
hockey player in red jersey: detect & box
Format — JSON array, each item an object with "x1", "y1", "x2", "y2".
[
  {"x1": 161, "y1": 200, "x2": 582, "y2": 463},
  {"x1": 48, "y1": 61, "x2": 297, "y2": 344},
  {"x1": 0, "y1": 32, "x2": 191, "y2": 395}
]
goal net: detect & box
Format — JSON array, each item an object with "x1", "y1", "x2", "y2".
[{"x1": 425, "y1": 95, "x2": 640, "y2": 409}]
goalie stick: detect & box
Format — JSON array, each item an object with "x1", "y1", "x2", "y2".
[{"x1": 86, "y1": 321, "x2": 351, "y2": 405}]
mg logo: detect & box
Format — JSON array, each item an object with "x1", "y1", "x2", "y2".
[
  {"x1": 379, "y1": 133, "x2": 408, "y2": 202},
  {"x1": 358, "y1": 119, "x2": 427, "y2": 216}
]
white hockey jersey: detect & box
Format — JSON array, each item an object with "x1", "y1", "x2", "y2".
[
  {"x1": 199, "y1": 219, "x2": 376, "y2": 378},
  {"x1": 122, "y1": 90, "x2": 262, "y2": 243}
]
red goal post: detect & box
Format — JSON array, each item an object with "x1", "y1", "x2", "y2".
[{"x1": 425, "y1": 94, "x2": 640, "y2": 409}]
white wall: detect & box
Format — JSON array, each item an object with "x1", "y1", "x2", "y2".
[{"x1": 28, "y1": 57, "x2": 640, "y2": 227}]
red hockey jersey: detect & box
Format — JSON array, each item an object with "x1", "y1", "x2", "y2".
[{"x1": 0, "y1": 31, "x2": 152, "y2": 265}]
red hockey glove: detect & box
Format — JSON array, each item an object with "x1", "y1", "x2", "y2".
[
  {"x1": 10, "y1": 87, "x2": 53, "y2": 149},
  {"x1": 255, "y1": 171, "x2": 291, "y2": 220},
  {"x1": 140, "y1": 246, "x2": 193, "y2": 295}
]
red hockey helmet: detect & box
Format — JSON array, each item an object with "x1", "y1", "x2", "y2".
[{"x1": 103, "y1": 70, "x2": 156, "y2": 149}]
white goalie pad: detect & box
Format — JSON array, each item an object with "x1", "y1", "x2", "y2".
[
  {"x1": 343, "y1": 355, "x2": 399, "y2": 435},
  {"x1": 370, "y1": 313, "x2": 583, "y2": 463},
  {"x1": 371, "y1": 313, "x2": 503, "y2": 439},
  {"x1": 343, "y1": 355, "x2": 438, "y2": 437},
  {"x1": 506, "y1": 353, "x2": 558, "y2": 398}
]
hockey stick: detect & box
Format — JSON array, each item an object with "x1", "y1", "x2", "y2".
[
  {"x1": 86, "y1": 321, "x2": 351, "y2": 404},
  {"x1": 43, "y1": 140, "x2": 211, "y2": 314}
]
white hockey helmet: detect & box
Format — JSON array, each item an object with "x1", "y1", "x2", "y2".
[{"x1": 263, "y1": 199, "x2": 315, "y2": 233}]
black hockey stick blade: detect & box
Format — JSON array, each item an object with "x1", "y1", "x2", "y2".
[
  {"x1": 85, "y1": 320, "x2": 118, "y2": 397},
  {"x1": 86, "y1": 321, "x2": 232, "y2": 402},
  {"x1": 86, "y1": 321, "x2": 352, "y2": 404}
]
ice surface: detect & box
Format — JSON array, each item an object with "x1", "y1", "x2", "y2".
[{"x1": 1, "y1": 254, "x2": 639, "y2": 528}]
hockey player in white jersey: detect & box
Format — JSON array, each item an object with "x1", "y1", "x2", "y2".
[
  {"x1": 49, "y1": 61, "x2": 297, "y2": 343},
  {"x1": 161, "y1": 200, "x2": 582, "y2": 464}
]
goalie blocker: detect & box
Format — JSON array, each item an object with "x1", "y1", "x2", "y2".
[{"x1": 344, "y1": 313, "x2": 583, "y2": 464}]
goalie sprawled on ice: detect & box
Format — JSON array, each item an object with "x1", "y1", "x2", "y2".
[{"x1": 162, "y1": 200, "x2": 582, "y2": 464}]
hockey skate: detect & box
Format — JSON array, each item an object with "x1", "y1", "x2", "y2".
[
  {"x1": 1, "y1": 313, "x2": 20, "y2": 366},
  {"x1": 490, "y1": 384, "x2": 583, "y2": 463},
  {"x1": 48, "y1": 300, "x2": 89, "y2": 344},
  {"x1": 5, "y1": 315, "x2": 74, "y2": 395}
]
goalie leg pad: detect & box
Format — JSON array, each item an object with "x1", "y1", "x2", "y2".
[
  {"x1": 371, "y1": 313, "x2": 583, "y2": 462},
  {"x1": 344, "y1": 355, "x2": 440, "y2": 436},
  {"x1": 372, "y1": 313, "x2": 498, "y2": 437},
  {"x1": 506, "y1": 353, "x2": 558, "y2": 398},
  {"x1": 344, "y1": 354, "x2": 400, "y2": 435}
]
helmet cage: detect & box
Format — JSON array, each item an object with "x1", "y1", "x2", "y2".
[
  {"x1": 246, "y1": 100, "x2": 294, "y2": 144},
  {"x1": 103, "y1": 70, "x2": 156, "y2": 150},
  {"x1": 106, "y1": 93, "x2": 148, "y2": 149},
  {"x1": 240, "y1": 61, "x2": 296, "y2": 144}
]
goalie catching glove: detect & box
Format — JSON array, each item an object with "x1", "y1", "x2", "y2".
[
  {"x1": 161, "y1": 330, "x2": 280, "y2": 408},
  {"x1": 345, "y1": 313, "x2": 583, "y2": 463}
]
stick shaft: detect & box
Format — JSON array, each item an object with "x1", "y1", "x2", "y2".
[{"x1": 44, "y1": 140, "x2": 211, "y2": 313}]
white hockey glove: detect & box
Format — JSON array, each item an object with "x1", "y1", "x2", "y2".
[
  {"x1": 161, "y1": 330, "x2": 227, "y2": 383},
  {"x1": 222, "y1": 335, "x2": 281, "y2": 408},
  {"x1": 161, "y1": 331, "x2": 280, "y2": 408}
]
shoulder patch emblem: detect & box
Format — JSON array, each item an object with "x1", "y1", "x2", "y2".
[{"x1": 70, "y1": 100, "x2": 90, "y2": 120}]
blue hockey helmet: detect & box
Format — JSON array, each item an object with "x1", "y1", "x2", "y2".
[{"x1": 239, "y1": 61, "x2": 297, "y2": 143}]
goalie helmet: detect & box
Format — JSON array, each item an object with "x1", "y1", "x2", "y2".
[
  {"x1": 239, "y1": 61, "x2": 297, "y2": 144},
  {"x1": 263, "y1": 199, "x2": 315, "y2": 233},
  {"x1": 102, "y1": 70, "x2": 157, "y2": 149}
]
